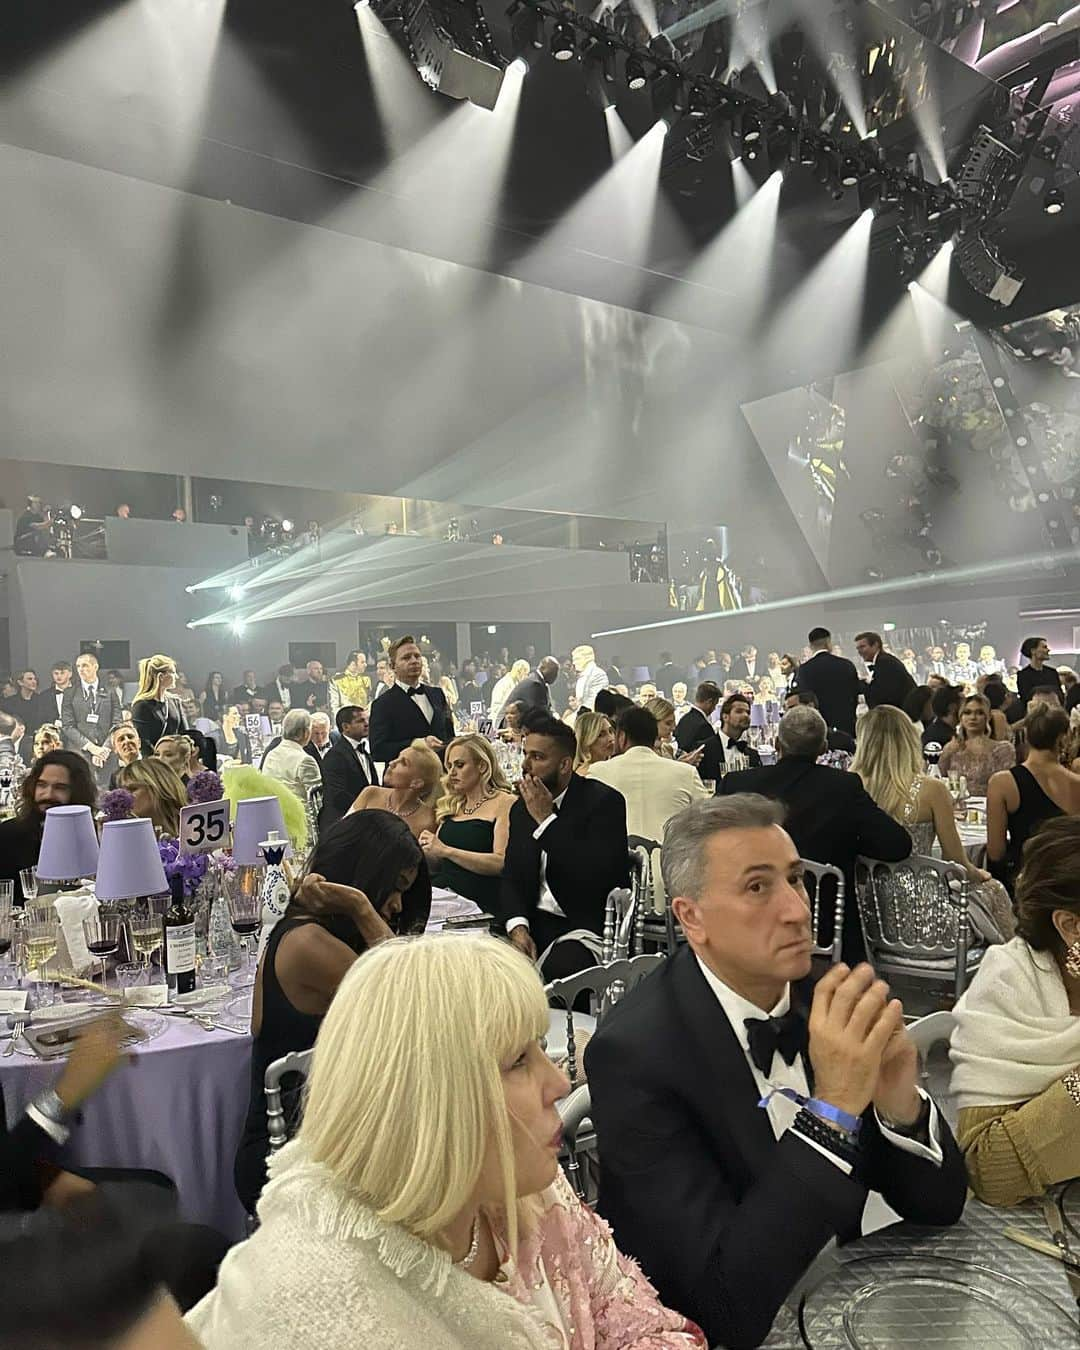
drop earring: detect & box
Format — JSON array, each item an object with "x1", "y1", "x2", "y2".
[{"x1": 1065, "y1": 939, "x2": 1080, "y2": 981}]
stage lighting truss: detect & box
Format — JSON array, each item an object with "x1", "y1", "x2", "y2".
[{"x1": 380, "y1": 0, "x2": 509, "y2": 110}]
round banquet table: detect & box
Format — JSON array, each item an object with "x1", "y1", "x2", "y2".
[{"x1": 0, "y1": 1010, "x2": 252, "y2": 1241}]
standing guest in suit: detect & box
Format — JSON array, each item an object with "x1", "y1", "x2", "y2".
[
  {"x1": 368, "y1": 636, "x2": 454, "y2": 766},
  {"x1": 585, "y1": 795, "x2": 966, "y2": 1350},
  {"x1": 304, "y1": 712, "x2": 335, "y2": 764},
  {"x1": 654, "y1": 651, "x2": 679, "y2": 699},
  {"x1": 61, "y1": 652, "x2": 124, "y2": 788},
  {"x1": 735, "y1": 645, "x2": 759, "y2": 681},
  {"x1": 319, "y1": 706, "x2": 374, "y2": 833},
  {"x1": 783, "y1": 689, "x2": 856, "y2": 753},
  {"x1": 291, "y1": 660, "x2": 330, "y2": 713},
  {"x1": 130, "y1": 655, "x2": 188, "y2": 755},
  {"x1": 260, "y1": 665, "x2": 295, "y2": 712},
  {"x1": 571, "y1": 645, "x2": 608, "y2": 711},
  {"x1": 673, "y1": 681, "x2": 721, "y2": 760},
  {"x1": 856, "y1": 631, "x2": 916, "y2": 710},
  {"x1": 700, "y1": 692, "x2": 762, "y2": 782},
  {"x1": 722, "y1": 706, "x2": 911, "y2": 961},
  {"x1": 36, "y1": 660, "x2": 73, "y2": 729},
  {"x1": 498, "y1": 717, "x2": 628, "y2": 975},
  {"x1": 791, "y1": 628, "x2": 861, "y2": 737},
  {"x1": 230, "y1": 671, "x2": 260, "y2": 707},
  {"x1": 503, "y1": 657, "x2": 559, "y2": 722},
  {"x1": 489, "y1": 660, "x2": 530, "y2": 729},
  {"x1": 1017, "y1": 636, "x2": 1063, "y2": 709},
  {"x1": 4, "y1": 670, "x2": 43, "y2": 736}
]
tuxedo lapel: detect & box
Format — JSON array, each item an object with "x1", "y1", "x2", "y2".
[{"x1": 390, "y1": 683, "x2": 433, "y2": 735}]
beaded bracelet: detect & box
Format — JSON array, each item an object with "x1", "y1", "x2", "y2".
[
  {"x1": 792, "y1": 1108, "x2": 861, "y2": 1168},
  {"x1": 1064, "y1": 1069, "x2": 1080, "y2": 1110}
]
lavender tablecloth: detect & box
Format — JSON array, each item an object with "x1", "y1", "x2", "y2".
[{"x1": 0, "y1": 1014, "x2": 252, "y2": 1241}]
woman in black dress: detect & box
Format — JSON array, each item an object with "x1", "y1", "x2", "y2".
[
  {"x1": 200, "y1": 671, "x2": 227, "y2": 723},
  {"x1": 418, "y1": 734, "x2": 513, "y2": 909},
  {"x1": 130, "y1": 654, "x2": 188, "y2": 754},
  {"x1": 211, "y1": 705, "x2": 252, "y2": 764},
  {"x1": 1017, "y1": 636, "x2": 1063, "y2": 710},
  {"x1": 233, "y1": 810, "x2": 431, "y2": 1213}
]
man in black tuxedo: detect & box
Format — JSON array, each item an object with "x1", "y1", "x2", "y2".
[
  {"x1": 231, "y1": 670, "x2": 260, "y2": 707},
  {"x1": 700, "y1": 692, "x2": 762, "y2": 782},
  {"x1": 320, "y1": 706, "x2": 375, "y2": 832},
  {"x1": 368, "y1": 635, "x2": 454, "y2": 767},
  {"x1": 585, "y1": 794, "x2": 966, "y2": 1350},
  {"x1": 503, "y1": 657, "x2": 559, "y2": 722},
  {"x1": 35, "y1": 660, "x2": 73, "y2": 729},
  {"x1": 784, "y1": 689, "x2": 856, "y2": 753},
  {"x1": 721, "y1": 705, "x2": 910, "y2": 961},
  {"x1": 61, "y1": 652, "x2": 123, "y2": 788},
  {"x1": 498, "y1": 717, "x2": 628, "y2": 977},
  {"x1": 653, "y1": 652, "x2": 679, "y2": 699},
  {"x1": 673, "y1": 680, "x2": 721, "y2": 760},
  {"x1": 735, "y1": 644, "x2": 759, "y2": 681},
  {"x1": 790, "y1": 627, "x2": 861, "y2": 737},
  {"x1": 259, "y1": 665, "x2": 295, "y2": 712},
  {"x1": 856, "y1": 631, "x2": 916, "y2": 710}
]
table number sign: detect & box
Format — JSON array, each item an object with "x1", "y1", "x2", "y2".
[{"x1": 179, "y1": 798, "x2": 231, "y2": 855}]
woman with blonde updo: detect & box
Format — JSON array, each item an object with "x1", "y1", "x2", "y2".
[
  {"x1": 573, "y1": 711, "x2": 615, "y2": 777},
  {"x1": 117, "y1": 756, "x2": 188, "y2": 838},
  {"x1": 348, "y1": 738, "x2": 441, "y2": 841},
  {"x1": 130, "y1": 654, "x2": 188, "y2": 754},
  {"x1": 419, "y1": 735, "x2": 514, "y2": 909},
  {"x1": 154, "y1": 734, "x2": 200, "y2": 782}
]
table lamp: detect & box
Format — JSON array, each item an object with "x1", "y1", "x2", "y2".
[
  {"x1": 95, "y1": 818, "x2": 168, "y2": 901},
  {"x1": 749, "y1": 702, "x2": 766, "y2": 730},
  {"x1": 233, "y1": 797, "x2": 292, "y2": 865},
  {"x1": 37, "y1": 805, "x2": 100, "y2": 887}
]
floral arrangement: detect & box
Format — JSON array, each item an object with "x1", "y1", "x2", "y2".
[
  {"x1": 187, "y1": 769, "x2": 223, "y2": 805},
  {"x1": 100, "y1": 788, "x2": 135, "y2": 822},
  {"x1": 158, "y1": 836, "x2": 210, "y2": 897}
]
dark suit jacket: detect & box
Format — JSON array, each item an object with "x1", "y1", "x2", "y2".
[
  {"x1": 653, "y1": 662, "x2": 679, "y2": 699},
  {"x1": 673, "y1": 706, "x2": 716, "y2": 756},
  {"x1": 319, "y1": 737, "x2": 374, "y2": 831},
  {"x1": 61, "y1": 684, "x2": 122, "y2": 753},
  {"x1": 2, "y1": 694, "x2": 43, "y2": 736},
  {"x1": 791, "y1": 651, "x2": 861, "y2": 737},
  {"x1": 0, "y1": 1090, "x2": 57, "y2": 1211},
  {"x1": 863, "y1": 651, "x2": 916, "y2": 711},
  {"x1": 130, "y1": 696, "x2": 189, "y2": 755},
  {"x1": 13, "y1": 736, "x2": 34, "y2": 768},
  {"x1": 503, "y1": 671, "x2": 552, "y2": 721},
  {"x1": 584, "y1": 947, "x2": 966, "y2": 1350},
  {"x1": 368, "y1": 682, "x2": 455, "y2": 765},
  {"x1": 721, "y1": 757, "x2": 911, "y2": 959},
  {"x1": 34, "y1": 687, "x2": 68, "y2": 730},
  {"x1": 497, "y1": 774, "x2": 628, "y2": 936}
]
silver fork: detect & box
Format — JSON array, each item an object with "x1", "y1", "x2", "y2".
[{"x1": 4, "y1": 1019, "x2": 25, "y2": 1057}]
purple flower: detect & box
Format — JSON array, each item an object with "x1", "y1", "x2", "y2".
[
  {"x1": 157, "y1": 836, "x2": 210, "y2": 897},
  {"x1": 187, "y1": 770, "x2": 223, "y2": 805},
  {"x1": 101, "y1": 789, "x2": 135, "y2": 822}
]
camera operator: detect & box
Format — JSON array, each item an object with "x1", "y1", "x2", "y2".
[{"x1": 14, "y1": 497, "x2": 57, "y2": 558}]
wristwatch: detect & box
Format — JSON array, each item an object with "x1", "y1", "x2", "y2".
[{"x1": 878, "y1": 1093, "x2": 931, "y2": 1139}]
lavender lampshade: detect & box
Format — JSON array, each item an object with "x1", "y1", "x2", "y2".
[
  {"x1": 233, "y1": 797, "x2": 292, "y2": 865},
  {"x1": 95, "y1": 818, "x2": 168, "y2": 900},
  {"x1": 632, "y1": 667, "x2": 651, "y2": 684},
  {"x1": 749, "y1": 702, "x2": 766, "y2": 729},
  {"x1": 37, "y1": 805, "x2": 100, "y2": 881}
]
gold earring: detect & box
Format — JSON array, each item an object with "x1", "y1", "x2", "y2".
[{"x1": 1066, "y1": 940, "x2": 1080, "y2": 981}]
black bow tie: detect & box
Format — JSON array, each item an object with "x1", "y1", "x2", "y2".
[
  {"x1": 406, "y1": 686, "x2": 425, "y2": 697},
  {"x1": 744, "y1": 1007, "x2": 808, "y2": 1076},
  {"x1": 727, "y1": 738, "x2": 750, "y2": 755}
]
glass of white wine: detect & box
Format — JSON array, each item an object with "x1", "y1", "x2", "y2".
[
  {"x1": 128, "y1": 918, "x2": 162, "y2": 975},
  {"x1": 23, "y1": 918, "x2": 59, "y2": 1004}
]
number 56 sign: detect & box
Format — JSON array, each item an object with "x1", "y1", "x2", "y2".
[{"x1": 179, "y1": 798, "x2": 231, "y2": 855}]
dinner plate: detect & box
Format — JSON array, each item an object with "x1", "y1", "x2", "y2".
[
  {"x1": 13, "y1": 1008, "x2": 168, "y2": 1058},
  {"x1": 212, "y1": 991, "x2": 253, "y2": 1034},
  {"x1": 798, "y1": 1255, "x2": 1078, "y2": 1347}
]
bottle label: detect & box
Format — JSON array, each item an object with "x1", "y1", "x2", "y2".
[{"x1": 164, "y1": 922, "x2": 197, "y2": 974}]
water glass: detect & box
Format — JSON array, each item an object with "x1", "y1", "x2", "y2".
[
  {"x1": 17, "y1": 868, "x2": 37, "y2": 905},
  {"x1": 23, "y1": 917, "x2": 59, "y2": 1001},
  {"x1": 115, "y1": 961, "x2": 148, "y2": 990},
  {"x1": 197, "y1": 954, "x2": 228, "y2": 988},
  {"x1": 0, "y1": 916, "x2": 14, "y2": 984},
  {"x1": 0, "y1": 881, "x2": 13, "y2": 913}
]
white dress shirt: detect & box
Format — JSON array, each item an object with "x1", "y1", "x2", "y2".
[
  {"x1": 718, "y1": 732, "x2": 750, "y2": 767},
  {"x1": 401, "y1": 685, "x2": 434, "y2": 724},
  {"x1": 507, "y1": 785, "x2": 569, "y2": 933},
  {"x1": 694, "y1": 958, "x2": 943, "y2": 1228}
]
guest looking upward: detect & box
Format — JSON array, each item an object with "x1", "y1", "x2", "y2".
[
  {"x1": 130, "y1": 655, "x2": 188, "y2": 754},
  {"x1": 211, "y1": 706, "x2": 251, "y2": 765},
  {"x1": 937, "y1": 694, "x2": 1015, "y2": 794},
  {"x1": 368, "y1": 635, "x2": 454, "y2": 765},
  {"x1": 0, "y1": 750, "x2": 97, "y2": 903},
  {"x1": 498, "y1": 717, "x2": 628, "y2": 973},
  {"x1": 722, "y1": 706, "x2": 911, "y2": 962},
  {"x1": 789, "y1": 627, "x2": 860, "y2": 737},
  {"x1": 783, "y1": 689, "x2": 856, "y2": 753},
  {"x1": 673, "y1": 680, "x2": 721, "y2": 760},
  {"x1": 852, "y1": 706, "x2": 1015, "y2": 943},
  {"x1": 348, "y1": 739, "x2": 440, "y2": 841},
  {"x1": 261, "y1": 710, "x2": 322, "y2": 804},
  {"x1": 419, "y1": 735, "x2": 514, "y2": 909},
  {"x1": 117, "y1": 757, "x2": 187, "y2": 838},
  {"x1": 318, "y1": 705, "x2": 374, "y2": 833},
  {"x1": 1017, "y1": 636, "x2": 1062, "y2": 709},
  {"x1": 197, "y1": 935, "x2": 705, "y2": 1349},
  {"x1": 573, "y1": 711, "x2": 615, "y2": 777},
  {"x1": 232, "y1": 811, "x2": 429, "y2": 1214},
  {"x1": 921, "y1": 683, "x2": 962, "y2": 752},
  {"x1": 585, "y1": 795, "x2": 966, "y2": 1350},
  {"x1": 952, "y1": 816, "x2": 1080, "y2": 1205},
  {"x1": 987, "y1": 703, "x2": 1080, "y2": 889},
  {"x1": 855, "y1": 630, "x2": 916, "y2": 710}
]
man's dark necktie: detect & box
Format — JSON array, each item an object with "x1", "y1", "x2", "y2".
[{"x1": 744, "y1": 1007, "x2": 808, "y2": 1076}]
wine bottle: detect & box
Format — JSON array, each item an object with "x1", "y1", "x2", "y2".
[{"x1": 163, "y1": 872, "x2": 197, "y2": 996}]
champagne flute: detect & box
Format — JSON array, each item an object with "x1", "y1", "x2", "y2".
[
  {"x1": 82, "y1": 914, "x2": 122, "y2": 990},
  {"x1": 225, "y1": 885, "x2": 261, "y2": 988}
]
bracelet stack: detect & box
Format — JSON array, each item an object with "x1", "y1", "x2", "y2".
[{"x1": 793, "y1": 1108, "x2": 861, "y2": 1167}]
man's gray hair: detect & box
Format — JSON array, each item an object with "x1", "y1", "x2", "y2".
[
  {"x1": 310, "y1": 711, "x2": 331, "y2": 729},
  {"x1": 777, "y1": 705, "x2": 827, "y2": 759},
  {"x1": 661, "y1": 794, "x2": 785, "y2": 902},
  {"x1": 282, "y1": 709, "x2": 312, "y2": 743}
]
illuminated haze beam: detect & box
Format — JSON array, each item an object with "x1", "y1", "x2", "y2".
[
  {"x1": 731, "y1": 4, "x2": 777, "y2": 95},
  {"x1": 592, "y1": 545, "x2": 1080, "y2": 638},
  {"x1": 731, "y1": 157, "x2": 757, "y2": 210},
  {"x1": 354, "y1": 3, "x2": 441, "y2": 160},
  {"x1": 604, "y1": 105, "x2": 635, "y2": 160},
  {"x1": 908, "y1": 242, "x2": 959, "y2": 356},
  {"x1": 788, "y1": 0, "x2": 866, "y2": 140}
]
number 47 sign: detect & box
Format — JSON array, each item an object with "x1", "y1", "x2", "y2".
[{"x1": 179, "y1": 798, "x2": 231, "y2": 855}]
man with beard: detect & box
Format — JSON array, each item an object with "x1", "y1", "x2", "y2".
[
  {"x1": 497, "y1": 717, "x2": 628, "y2": 978},
  {"x1": 0, "y1": 747, "x2": 98, "y2": 904}
]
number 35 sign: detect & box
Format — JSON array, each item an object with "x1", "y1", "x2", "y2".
[{"x1": 179, "y1": 798, "x2": 231, "y2": 855}]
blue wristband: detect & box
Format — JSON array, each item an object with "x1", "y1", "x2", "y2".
[{"x1": 758, "y1": 1086, "x2": 862, "y2": 1137}]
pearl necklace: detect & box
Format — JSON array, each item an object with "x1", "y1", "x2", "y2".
[
  {"x1": 454, "y1": 1214, "x2": 481, "y2": 1269},
  {"x1": 461, "y1": 789, "x2": 496, "y2": 817}
]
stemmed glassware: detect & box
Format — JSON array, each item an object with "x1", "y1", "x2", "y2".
[
  {"x1": 127, "y1": 903, "x2": 163, "y2": 977},
  {"x1": 225, "y1": 885, "x2": 261, "y2": 988},
  {"x1": 0, "y1": 916, "x2": 13, "y2": 984},
  {"x1": 82, "y1": 914, "x2": 122, "y2": 990},
  {"x1": 23, "y1": 917, "x2": 59, "y2": 1003}
]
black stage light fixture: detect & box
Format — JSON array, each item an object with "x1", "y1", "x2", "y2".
[
  {"x1": 688, "y1": 83, "x2": 711, "y2": 118},
  {"x1": 509, "y1": 3, "x2": 544, "y2": 59},
  {"x1": 583, "y1": 40, "x2": 615, "y2": 108},
  {"x1": 550, "y1": 16, "x2": 576, "y2": 61},
  {"x1": 648, "y1": 32, "x2": 677, "y2": 62},
  {"x1": 397, "y1": 0, "x2": 508, "y2": 110},
  {"x1": 625, "y1": 53, "x2": 647, "y2": 91},
  {"x1": 742, "y1": 112, "x2": 762, "y2": 143},
  {"x1": 840, "y1": 155, "x2": 861, "y2": 187},
  {"x1": 1044, "y1": 186, "x2": 1065, "y2": 214},
  {"x1": 1034, "y1": 135, "x2": 1061, "y2": 163}
]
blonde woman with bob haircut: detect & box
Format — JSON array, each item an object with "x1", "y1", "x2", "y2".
[
  {"x1": 117, "y1": 756, "x2": 188, "y2": 838},
  {"x1": 130, "y1": 653, "x2": 188, "y2": 754},
  {"x1": 419, "y1": 735, "x2": 514, "y2": 908},
  {"x1": 852, "y1": 705, "x2": 1015, "y2": 942},
  {"x1": 573, "y1": 711, "x2": 615, "y2": 776},
  {"x1": 188, "y1": 935, "x2": 705, "y2": 1349}
]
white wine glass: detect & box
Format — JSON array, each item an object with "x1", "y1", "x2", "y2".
[
  {"x1": 18, "y1": 868, "x2": 37, "y2": 906},
  {"x1": 23, "y1": 918, "x2": 59, "y2": 1004},
  {"x1": 127, "y1": 918, "x2": 162, "y2": 975}
]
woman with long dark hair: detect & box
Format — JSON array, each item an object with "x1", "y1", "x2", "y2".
[
  {"x1": 233, "y1": 810, "x2": 431, "y2": 1213},
  {"x1": 201, "y1": 671, "x2": 226, "y2": 723}
]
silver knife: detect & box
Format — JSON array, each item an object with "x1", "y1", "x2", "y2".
[{"x1": 1043, "y1": 1194, "x2": 1080, "y2": 1306}]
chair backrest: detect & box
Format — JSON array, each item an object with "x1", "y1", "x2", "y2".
[
  {"x1": 906, "y1": 1009, "x2": 957, "y2": 1058},
  {"x1": 305, "y1": 782, "x2": 323, "y2": 851},
  {"x1": 627, "y1": 837, "x2": 660, "y2": 946},
  {"x1": 602, "y1": 887, "x2": 635, "y2": 964},
  {"x1": 557, "y1": 1084, "x2": 593, "y2": 1200},
  {"x1": 545, "y1": 953, "x2": 664, "y2": 1086},
  {"x1": 264, "y1": 1046, "x2": 315, "y2": 1154},
  {"x1": 801, "y1": 859, "x2": 845, "y2": 965}
]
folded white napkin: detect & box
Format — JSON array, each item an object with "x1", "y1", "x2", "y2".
[{"x1": 52, "y1": 891, "x2": 100, "y2": 976}]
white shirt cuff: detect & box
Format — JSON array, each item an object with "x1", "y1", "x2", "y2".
[
  {"x1": 532, "y1": 814, "x2": 557, "y2": 841},
  {"x1": 506, "y1": 917, "x2": 530, "y2": 933},
  {"x1": 25, "y1": 1104, "x2": 70, "y2": 1146},
  {"x1": 874, "y1": 1089, "x2": 944, "y2": 1166}
]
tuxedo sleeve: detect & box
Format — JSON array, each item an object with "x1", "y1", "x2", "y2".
[
  {"x1": 320, "y1": 751, "x2": 355, "y2": 819},
  {"x1": 859, "y1": 1108, "x2": 966, "y2": 1227},
  {"x1": 497, "y1": 815, "x2": 534, "y2": 933},
  {"x1": 585, "y1": 1035, "x2": 868, "y2": 1350},
  {"x1": 367, "y1": 696, "x2": 402, "y2": 764},
  {"x1": 540, "y1": 790, "x2": 628, "y2": 926},
  {"x1": 60, "y1": 690, "x2": 86, "y2": 751},
  {"x1": 1, "y1": 1109, "x2": 55, "y2": 1210}
]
